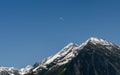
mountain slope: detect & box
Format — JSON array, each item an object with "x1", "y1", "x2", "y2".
[{"x1": 28, "y1": 37, "x2": 120, "y2": 75}]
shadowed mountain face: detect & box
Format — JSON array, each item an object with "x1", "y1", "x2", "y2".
[
  {"x1": 0, "y1": 37, "x2": 120, "y2": 75},
  {"x1": 29, "y1": 38, "x2": 120, "y2": 75}
]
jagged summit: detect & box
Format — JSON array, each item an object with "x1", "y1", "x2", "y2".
[
  {"x1": 85, "y1": 37, "x2": 113, "y2": 45},
  {"x1": 64, "y1": 42, "x2": 78, "y2": 49},
  {"x1": 65, "y1": 37, "x2": 113, "y2": 50}
]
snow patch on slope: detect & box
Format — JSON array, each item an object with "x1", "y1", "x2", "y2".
[
  {"x1": 33, "y1": 43, "x2": 79, "y2": 72},
  {"x1": 19, "y1": 65, "x2": 33, "y2": 75}
]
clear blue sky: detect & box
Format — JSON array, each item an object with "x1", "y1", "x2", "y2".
[{"x1": 0, "y1": 0, "x2": 120, "y2": 68}]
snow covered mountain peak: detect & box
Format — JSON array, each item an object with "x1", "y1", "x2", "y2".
[
  {"x1": 0, "y1": 67, "x2": 16, "y2": 71},
  {"x1": 32, "y1": 43, "x2": 79, "y2": 72},
  {"x1": 48, "y1": 43, "x2": 78, "y2": 64},
  {"x1": 0, "y1": 66, "x2": 19, "y2": 75},
  {"x1": 64, "y1": 43, "x2": 78, "y2": 49},
  {"x1": 86, "y1": 37, "x2": 113, "y2": 45}
]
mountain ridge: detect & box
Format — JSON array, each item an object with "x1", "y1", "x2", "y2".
[{"x1": 0, "y1": 37, "x2": 120, "y2": 75}]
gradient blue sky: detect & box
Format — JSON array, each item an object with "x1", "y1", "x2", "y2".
[{"x1": 0, "y1": 0, "x2": 120, "y2": 68}]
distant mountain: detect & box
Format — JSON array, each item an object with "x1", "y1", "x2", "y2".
[
  {"x1": 1, "y1": 37, "x2": 120, "y2": 75},
  {"x1": 0, "y1": 65, "x2": 33, "y2": 75}
]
